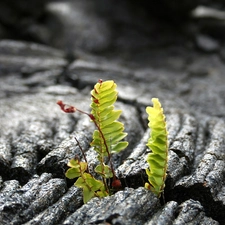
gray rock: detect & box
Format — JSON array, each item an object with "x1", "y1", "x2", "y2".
[
  {"x1": 173, "y1": 199, "x2": 219, "y2": 225},
  {"x1": 24, "y1": 186, "x2": 83, "y2": 225},
  {"x1": 196, "y1": 35, "x2": 220, "y2": 52},
  {"x1": 169, "y1": 118, "x2": 225, "y2": 224},
  {"x1": 192, "y1": 5, "x2": 225, "y2": 20},
  {"x1": 145, "y1": 199, "x2": 219, "y2": 225},
  {"x1": 0, "y1": 40, "x2": 66, "y2": 76},
  {"x1": 0, "y1": 139, "x2": 11, "y2": 180},
  {"x1": 62, "y1": 187, "x2": 160, "y2": 225},
  {"x1": 0, "y1": 0, "x2": 51, "y2": 43},
  {"x1": 45, "y1": 1, "x2": 111, "y2": 53},
  {"x1": 144, "y1": 201, "x2": 178, "y2": 225},
  {"x1": 37, "y1": 130, "x2": 92, "y2": 178},
  {"x1": 0, "y1": 173, "x2": 67, "y2": 224}
]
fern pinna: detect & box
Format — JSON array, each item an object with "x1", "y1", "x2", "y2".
[
  {"x1": 57, "y1": 79, "x2": 128, "y2": 203},
  {"x1": 145, "y1": 98, "x2": 168, "y2": 197}
]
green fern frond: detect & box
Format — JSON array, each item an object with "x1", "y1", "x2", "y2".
[
  {"x1": 145, "y1": 98, "x2": 168, "y2": 197},
  {"x1": 60, "y1": 79, "x2": 128, "y2": 203},
  {"x1": 90, "y1": 80, "x2": 128, "y2": 160}
]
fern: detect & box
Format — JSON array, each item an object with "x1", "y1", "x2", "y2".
[
  {"x1": 145, "y1": 98, "x2": 168, "y2": 197},
  {"x1": 90, "y1": 80, "x2": 128, "y2": 182},
  {"x1": 65, "y1": 158, "x2": 108, "y2": 203},
  {"x1": 90, "y1": 80, "x2": 128, "y2": 155},
  {"x1": 57, "y1": 79, "x2": 128, "y2": 203}
]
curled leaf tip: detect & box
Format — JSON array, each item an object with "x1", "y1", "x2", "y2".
[{"x1": 57, "y1": 100, "x2": 76, "y2": 113}]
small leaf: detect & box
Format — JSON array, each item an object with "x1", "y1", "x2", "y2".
[
  {"x1": 74, "y1": 173, "x2": 107, "y2": 203},
  {"x1": 146, "y1": 154, "x2": 166, "y2": 167},
  {"x1": 75, "y1": 173, "x2": 104, "y2": 191},
  {"x1": 66, "y1": 159, "x2": 87, "y2": 178},
  {"x1": 98, "y1": 97, "x2": 117, "y2": 111},
  {"x1": 86, "y1": 175, "x2": 105, "y2": 191},
  {"x1": 95, "y1": 164, "x2": 113, "y2": 178},
  {"x1": 104, "y1": 132, "x2": 127, "y2": 144},
  {"x1": 101, "y1": 121, "x2": 124, "y2": 134},
  {"x1": 145, "y1": 182, "x2": 151, "y2": 190},
  {"x1": 100, "y1": 110, "x2": 122, "y2": 128},
  {"x1": 67, "y1": 158, "x2": 80, "y2": 168},
  {"x1": 99, "y1": 105, "x2": 114, "y2": 117},
  {"x1": 79, "y1": 162, "x2": 88, "y2": 173},
  {"x1": 75, "y1": 176, "x2": 86, "y2": 188},
  {"x1": 82, "y1": 186, "x2": 95, "y2": 203},
  {"x1": 65, "y1": 167, "x2": 81, "y2": 179},
  {"x1": 96, "y1": 190, "x2": 108, "y2": 198},
  {"x1": 111, "y1": 141, "x2": 129, "y2": 153}
]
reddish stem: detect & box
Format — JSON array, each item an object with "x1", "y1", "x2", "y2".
[
  {"x1": 57, "y1": 100, "x2": 95, "y2": 119},
  {"x1": 91, "y1": 119, "x2": 117, "y2": 180},
  {"x1": 74, "y1": 136, "x2": 89, "y2": 174}
]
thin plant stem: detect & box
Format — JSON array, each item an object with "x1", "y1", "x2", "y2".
[{"x1": 74, "y1": 136, "x2": 89, "y2": 174}]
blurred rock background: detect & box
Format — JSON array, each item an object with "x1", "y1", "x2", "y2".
[{"x1": 0, "y1": 0, "x2": 224, "y2": 54}]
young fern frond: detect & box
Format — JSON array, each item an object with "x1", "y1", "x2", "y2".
[
  {"x1": 90, "y1": 80, "x2": 128, "y2": 156},
  {"x1": 65, "y1": 158, "x2": 108, "y2": 203},
  {"x1": 90, "y1": 80, "x2": 128, "y2": 180},
  {"x1": 145, "y1": 98, "x2": 168, "y2": 197}
]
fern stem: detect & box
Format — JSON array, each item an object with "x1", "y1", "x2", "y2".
[
  {"x1": 74, "y1": 136, "x2": 89, "y2": 174},
  {"x1": 91, "y1": 118, "x2": 117, "y2": 180}
]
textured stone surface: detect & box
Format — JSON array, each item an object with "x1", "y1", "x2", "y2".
[{"x1": 62, "y1": 187, "x2": 161, "y2": 225}]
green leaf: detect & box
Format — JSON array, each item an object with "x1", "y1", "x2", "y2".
[
  {"x1": 99, "y1": 106, "x2": 114, "y2": 117},
  {"x1": 75, "y1": 176, "x2": 86, "y2": 188},
  {"x1": 67, "y1": 158, "x2": 80, "y2": 168},
  {"x1": 91, "y1": 80, "x2": 117, "y2": 97},
  {"x1": 96, "y1": 190, "x2": 108, "y2": 198},
  {"x1": 66, "y1": 159, "x2": 88, "y2": 179},
  {"x1": 75, "y1": 173, "x2": 104, "y2": 191},
  {"x1": 82, "y1": 186, "x2": 95, "y2": 203},
  {"x1": 111, "y1": 141, "x2": 129, "y2": 153},
  {"x1": 95, "y1": 164, "x2": 113, "y2": 178},
  {"x1": 146, "y1": 154, "x2": 166, "y2": 167},
  {"x1": 75, "y1": 173, "x2": 106, "y2": 203},
  {"x1": 65, "y1": 167, "x2": 81, "y2": 179},
  {"x1": 100, "y1": 110, "x2": 122, "y2": 128},
  {"x1": 104, "y1": 132, "x2": 127, "y2": 144},
  {"x1": 145, "y1": 98, "x2": 168, "y2": 198},
  {"x1": 101, "y1": 121, "x2": 124, "y2": 134}
]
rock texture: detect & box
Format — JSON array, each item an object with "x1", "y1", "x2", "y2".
[{"x1": 1, "y1": 1, "x2": 225, "y2": 224}]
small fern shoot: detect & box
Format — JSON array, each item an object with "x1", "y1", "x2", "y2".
[
  {"x1": 65, "y1": 157, "x2": 108, "y2": 203},
  {"x1": 90, "y1": 80, "x2": 128, "y2": 187},
  {"x1": 57, "y1": 79, "x2": 128, "y2": 203},
  {"x1": 145, "y1": 98, "x2": 168, "y2": 197}
]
